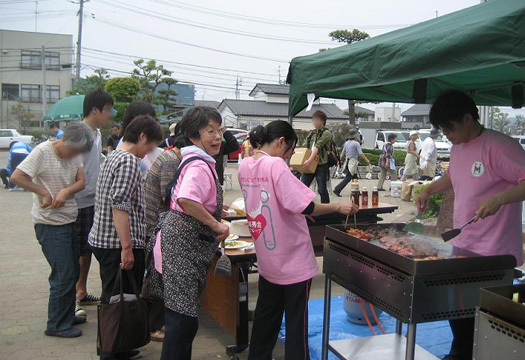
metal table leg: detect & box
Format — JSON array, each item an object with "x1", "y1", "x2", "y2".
[
  {"x1": 405, "y1": 323, "x2": 417, "y2": 360},
  {"x1": 322, "y1": 275, "x2": 332, "y2": 360},
  {"x1": 395, "y1": 319, "x2": 403, "y2": 335}
]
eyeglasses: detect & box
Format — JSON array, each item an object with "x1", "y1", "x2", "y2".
[{"x1": 200, "y1": 128, "x2": 225, "y2": 137}]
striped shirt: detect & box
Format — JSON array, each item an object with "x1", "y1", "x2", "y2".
[
  {"x1": 16, "y1": 141, "x2": 82, "y2": 225},
  {"x1": 88, "y1": 150, "x2": 145, "y2": 249},
  {"x1": 144, "y1": 150, "x2": 180, "y2": 235}
]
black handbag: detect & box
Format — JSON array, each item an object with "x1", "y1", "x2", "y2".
[{"x1": 97, "y1": 268, "x2": 150, "y2": 353}]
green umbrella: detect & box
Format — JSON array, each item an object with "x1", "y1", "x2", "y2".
[
  {"x1": 42, "y1": 94, "x2": 85, "y2": 121},
  {"x1": 287, "y1": 0, "x2": 525, "y2": 117}
]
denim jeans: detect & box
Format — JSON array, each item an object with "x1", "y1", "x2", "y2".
[
  {"x1": 161, "y1": 308, "x2": 199, "y2": 360},
  {"x1": 34, "y1": 223, "x2": 79, "y2": 332},
  {"x1": 301, "y1": 163, "x2": 330, "y2": 203}
]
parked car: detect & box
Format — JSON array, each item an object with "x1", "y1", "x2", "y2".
[
  {"x1": 228, "y1": 132, "x2": 248, "y2": 160},
  {"x1": 405, "y1": 130, "x2": 451, "y2": 159},
  {"x1": 511, "y1": 135, "x2": 525, "y2": 150},
  {"x1": 0, "y1": 129, "x2": 34, "y2": 149},
  {"x1": 375, "y1": 130, "x2": 408, "y2": 151},
  {"x1": 226, "y1": 128, "x2": 248, "y2": 137}
]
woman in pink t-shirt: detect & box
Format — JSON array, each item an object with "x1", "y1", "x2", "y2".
[
  {"x1": 238, "y1": 120, "x2": 358, "y2": 360},
  {"x1": 150, "y1": 107, "x2": 230, "y2": 360}
]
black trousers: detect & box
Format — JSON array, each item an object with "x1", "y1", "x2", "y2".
[
  {"x1": 248, "y1": 276, "x2": 312, "y2": 360},
  {"x1": 447, "y1": 318, "x2": 475, "y2": 360},
  {"x1": 301, "y1": 163, "x2": 330, "y2": 203},
  {"x1": 91, "y1": 247, "x2": 145, "y2": 360},
  {"x1": 161, "y1": 308, "x2": 199, "y2": 360}
]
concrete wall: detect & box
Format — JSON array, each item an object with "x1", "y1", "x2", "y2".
[
  {"x1": 374, "y1": 106, "x2": 401, "y2": 122},
  {"x1": 0, "y1": 30, "x2": 73, "y2": 130}
]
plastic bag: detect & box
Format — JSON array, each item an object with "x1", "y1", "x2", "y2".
[{"x1": 231, "y1": 197, "x2": 246, "y2": 216}]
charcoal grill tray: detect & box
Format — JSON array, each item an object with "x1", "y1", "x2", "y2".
[{"x1": 326, "y1": 224, "x2": 516, "y2": 276}]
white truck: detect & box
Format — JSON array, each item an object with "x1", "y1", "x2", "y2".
[{"x1": 0, "y1": 129, "x2": 34, "y2": 149}]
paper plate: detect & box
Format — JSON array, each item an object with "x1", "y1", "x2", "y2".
[{"x1": 225, "y1": 240, "x2": 251, "y2": 249}]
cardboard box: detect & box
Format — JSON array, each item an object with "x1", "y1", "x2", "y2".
[{"x1": 290, "y1": 147, "x2": 318, "y2": 174}]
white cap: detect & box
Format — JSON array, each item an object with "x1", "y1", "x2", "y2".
[{"x1": 409, "y1": 130, "x2": 419, "y2": 137}]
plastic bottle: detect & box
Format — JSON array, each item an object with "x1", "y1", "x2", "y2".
[
  {"x1": 350, "y1": 179, "x2": 360, "y2": 205},
  {"x1": 361, "y1": 187, "x2": 368, "y2": 206},
  {"x1": 372, "y1": 187, "x2": 379, "y2": 206}
]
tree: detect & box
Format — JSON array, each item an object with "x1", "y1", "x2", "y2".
[
  {"x1": 68, "y1": 68, "x2": 109, "y2": 95},
  {"x1": 326, "y1": 29, "x2": 371, "y2": 126},
  {"x1": 11, "y1": 102, "x2": 34, "y2": 132},
  {"x1": 494, "y1": 111, "x2": 510, "y2": 134},
  {"x1": 105, "y1": 77, "x2": 140, "y2": 103},
  {"x1": 514, "y1": 114, "x2": 525, "y2": 135},
  {"x1": 132, "y1": 59, "x2": 178, "y2": 112},
  {"x1": 329, "y1": 29, "x2": 370, "y2": 44}
]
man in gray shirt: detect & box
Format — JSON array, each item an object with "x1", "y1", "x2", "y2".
[
  {"x1": 74, "y1": 88, "x2": 114, "y2": 317},
  {"x1": 333, "y1": 130, "x2": 371, "y2": 197}
]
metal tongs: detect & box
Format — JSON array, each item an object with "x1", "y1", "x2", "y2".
[{"x1": 345, "y1": 197, "x2": 358, "y2": 229}]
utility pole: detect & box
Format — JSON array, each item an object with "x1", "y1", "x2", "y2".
[
  {"x1": 235, "y1": 76, "x2": 242, "y2": 100},
  {"x1": 41, "y1": 46, "x2": 47, "y2": 118},
  {"x1": 278, "y1": 66, "x2": 282, "y2": 84},
  {"x1": 35, "y1": 1, "x2": 38, "y2": 32},
  {"x1": 75, "y1": 0, "x2": 85, "y2": 91}
]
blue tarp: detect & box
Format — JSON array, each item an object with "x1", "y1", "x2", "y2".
[{"x1": 280, "y1": 296, "x2": 452, "y2": 360}]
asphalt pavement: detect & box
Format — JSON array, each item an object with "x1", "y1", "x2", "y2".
[{"x1": 0, "y1": 150, "x2": 413, "y2": 360}]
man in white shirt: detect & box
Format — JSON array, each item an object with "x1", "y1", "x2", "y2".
[{"x1": 419, "y1": 128, "x2": 439, "y2": 180}]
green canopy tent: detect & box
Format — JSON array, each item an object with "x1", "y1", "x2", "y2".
[
  {"x1": 287, "y1": 0, "x2": 525, "y2": 119},
  {"x1": 42, "y1": 94, "x2": 85, "y2": 122}
]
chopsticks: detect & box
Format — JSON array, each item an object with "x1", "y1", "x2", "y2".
[{"x1": 345, "y1": 196, "x2": 358, "y2": 229}]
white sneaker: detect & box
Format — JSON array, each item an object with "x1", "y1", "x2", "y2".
[{"x1": 75, "y1": 301, "x2": 87, "y2": 317}]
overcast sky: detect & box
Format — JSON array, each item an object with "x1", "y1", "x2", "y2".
[{"x1": 1, "y1": 0, "x2": 521, "y2": 116}]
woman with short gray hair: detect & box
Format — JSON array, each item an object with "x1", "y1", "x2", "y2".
[{"x1": 10, "y1": 122, "x2": 93, "y2": 338}]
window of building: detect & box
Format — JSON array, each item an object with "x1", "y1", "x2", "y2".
[
  {"x1": 47, "y1": 85, "x2": 60, "y2": 103},
  {"x1": 1, "y1": 84, "x2": 20, "y2": 100},
  {"x1": 21, "y1": 84, "x2": 41, "y2": 103},
  {"x1": 21, "y1": 50, "x2": 60, "y2": 70}
]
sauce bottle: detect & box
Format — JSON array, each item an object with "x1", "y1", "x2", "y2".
[
  {"x1": 361, "y1": 187, "x2": 368, "y2": 206},
  {"x1": 372, "y1": 187, "x2": 379, "y2": 206},
  {"x1": 350, "y1": 179, "x2": 360, "y2": 205}
]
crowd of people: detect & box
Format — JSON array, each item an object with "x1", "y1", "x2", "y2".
[{"x1": 2, "y1": 89, "x2": 524, "y2": 360}]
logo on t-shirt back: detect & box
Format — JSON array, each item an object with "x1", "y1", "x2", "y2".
[{"x1": 471, "y1": 161, "x2": 484, "y2": 177}]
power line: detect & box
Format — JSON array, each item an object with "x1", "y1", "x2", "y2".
[
  {"x1": 148, "y1": 0, "x2": 411, "y2": 30},
  {"x1": 81, "y1": 48, "x2": 276, "y2": 82},
  {"x1": 82, "y1": 47, "x2": 277, "y2": 77},
  {"x1": 93, "y1": 0, "x2": 335, "y2": 46},
  {"x1": 89, "y1": 15, "x2": 289, "y2": 63}
]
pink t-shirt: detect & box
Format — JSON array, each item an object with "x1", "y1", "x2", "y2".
[
  {"x1": 155, "y1": 152, "x2": 218, "y2": 273},
  {"x1": 448, "y1": 129, "x2": 525, "y2": 265},
  {"x1": 170, "y1": 155, "x2": 218, "y2": 214},
  {"x1": 238, "y1": 154, "x2": 318, "y2": 285}
]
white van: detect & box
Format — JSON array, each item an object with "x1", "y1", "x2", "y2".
[{"x1": 375, "y1": 131, "x2": 408, "y2": 151}]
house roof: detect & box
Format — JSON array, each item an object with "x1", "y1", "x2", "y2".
[
  {"x1": 401, "y1": 104, "x2": 431, "y2": 117},
  {"x1": 344, "y1": 105, "x2": 375, "y2": 116},
  {"x1": 249, "y1": 83, "x2": 290, "y2": 97},
  {"x1": 194, "y1": 100, "x2": 221, "y2": 109},
  {"x1": 219, "y1": 99, "x2": 347, "y2": 120}
]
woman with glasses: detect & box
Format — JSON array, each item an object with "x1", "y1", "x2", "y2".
[{"x1": 151, "y1": 106, "x2": 230, "y2": 360}]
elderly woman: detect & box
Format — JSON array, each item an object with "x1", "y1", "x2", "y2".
[
  {"x1": 11, "y1": 122, "x2": 94, "y2": 338},
  {"x1": 151, "y1": 106, "x2": 229, "y2": 360},
  {"x1": 333, "y1": 130, "x2": 371, "y2": 197},
  {"x1": 377, "y1": 133, "x2": 398, "y2": 191},
  {"x1": 401, "y1": 130, "x2": 420, "y2": 181}
]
